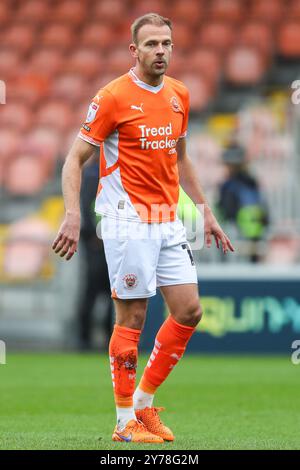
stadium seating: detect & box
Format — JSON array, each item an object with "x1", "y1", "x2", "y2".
[
  {"x1": 0, "y1": 49, "x2": 20, "y2": 80},
  {"x1": 29, "y1": 49, "x2": 65, "y2": 78},
  {"x1": 1, "y1": 25, "x2": 36, "y2": 55},
  {"x1": 185, "y1": 48, "x2": 222, "y2": 86},
  {"x1": 15, "y1": 0, "x2": 51, "y2": 24},
  {"x1": 196, "y1": 22, "x2": 236, "y2": 53},
  {"x1": 172, "y1": 0, "x2": 205, "y2": 27},
  {"x1": 224, "y1": 46, "x2": 266, "y2": 86},
  {"x1": 3, "y1": 218, "x2": 53, "y2": 279},
  {"x1": 80, "y1": 23, "x2": 117, "y2": 50},
  {"x1": 277, "y1": 21, "x2": 300, "y2": 58},
  {"x1": 178, "y1": 73, "x2": 214, "y2": 112},
  {"x1": 238, "y1": 22, "x2": 274, "y2": 58},
  {"x1": 249, "y1": 0, "x2": 285, "y2": 24},
  {"x1": 0, "y1": 0, "x2": 299, "y2": 269},
  {"x1": 41, "y1": 24, "x2": 76, "y2": 51},
  {"x1": 35, "y1": 101, "x2": 73, "y2": 133},
  {"x1": 4, "y1": 155, "x2": 49, "y2": 197},
  {"x1": 208, "y1": 0, "x2": 244, "y2": 24}
]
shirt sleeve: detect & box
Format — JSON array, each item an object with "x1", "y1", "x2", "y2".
[
  {"x1": 179, "y1": 88, "x2": 190, "y2": 139},
  {"x1": 78, "y1": 89, "x2": 117, "y2": 146}
]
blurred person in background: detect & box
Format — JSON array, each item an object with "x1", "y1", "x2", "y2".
[
  {"x1": 77, "y1": 154, "x2": 114, "y2": 351},
  {"x1": 52, "y1": 13, "x2": 234, "y2": 444},
  {"x1": 218, "y1": 142, "x2": 268, "y2": 263}
]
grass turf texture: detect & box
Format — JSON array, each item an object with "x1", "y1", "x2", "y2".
[{"x1": 0, "y1": 354, "x2": 299, "y2": 450}]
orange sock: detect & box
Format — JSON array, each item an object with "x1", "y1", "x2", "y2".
[
  {"x1": 139, "y1": 315, "x2": 195, "y2": 394},
  {"x1": 109, "y1": 324, "x2": 141, "y2": 408}
]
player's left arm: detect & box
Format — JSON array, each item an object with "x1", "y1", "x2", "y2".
[{"x1": 176, "y1": 137, "x2": 234, "y2": 254}]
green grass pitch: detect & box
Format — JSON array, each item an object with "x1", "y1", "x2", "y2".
[{"x1": 0, "y1": 353, "x2": 299, "y2": 450}]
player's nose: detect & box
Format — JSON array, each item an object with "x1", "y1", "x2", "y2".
[{"x1": 155, "y1": 43, "x2": 164, "y2": 54}]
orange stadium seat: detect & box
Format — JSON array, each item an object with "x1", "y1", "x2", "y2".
[
  {"x1": 80, "y1": 23, "x2": 117, "y2": 50},
  {"x1": 1, "y1": 25, "x2": 36, "y2": 55},
  {"x1": 0, "y1": 49, "x2": 20, "y2": 80},
  {"x1": 185, "y1": 48, "x2": 222, "y2": 86},
  {"x1": 238, "y1": 22, "x2": 274, "y2": 57},
  {"x1": 209, "y1": 0, "x2": 245, "y2": 23},
  {"x1": 92, "y1": 0, "x2": 129, "y2": 24},
  {"x1": 277, "y1": 21, "x2": 300, "y2": 58},
  {"x1": 224, "y1": 46, "x2": 266, "y2": 86},
  {"x1": 172, "y1": 22, "x2": 195, "y2": 52},
  {"x1": 91, "y1": 73, "x2": 121, "y2": 91},
  {"x1": 51, "y1": 74, "x2": 88, "y2": 105},
  {"x1": 65, "y1": 49, "x2": 104, "y2": 80},
  {"x1": 4, "y1": 218, "x2": 52, "y2": 279},
  {"x1": 4, "y1": 155, "x2": 49, "y2": 196},
  {"x1": 132, "y1": 0, "x2": 169, "y2": 18},
  {"x1": 29, "y1": 48, "x2": 65, "y2": 78},
  {"x1": 35, "y1": 101, "x2": 73, "y2": 133},
  {"x1": 288, "y1": 0, "x2": 300, "y2": 19},
  {"x1": 107, "y1": 47, "x2": 135, "y2": 75},
  {"x1": 176, "y1": 73, "x2": 214, "y2": 112},
  {"x1": 9, "y1": 73, "x2": 50, "y2": 107},
  {"x1": 4, "y1": 241, "x2": 48, "y2": 279},
  {"x1": 196, "y1": 22, "x2": 236, "y2": 53},
  {"x1": 0, "y1": 2, "x2": 11, "y2": 27},
  {"x1": 250, "y1": 0, "x2": 285, "y2": 24},
  {"x1": 52, "y1": 0, "x2": 87, "y2": 25},
  {"x1": 172, "y1": 0, "x2": 205, "y2": 27},
  {"x1": 0, "y1": 103, "x2": 33, "y2": 133},
  {"x1": 0, "y1": 130, "x2": 22, "y2": 180},
  {"x1": 166, "y1": 52, "x2": 186, "y2": 79},
  {"x1": 15, "y1": 0, "x2": 50, "y2": 24},
  {"x1": 41, "y1": 24, "x2": 76, "y2": 51},
  {"x1": 24, "y1": 128, "x2": 62, "y2": 166}
]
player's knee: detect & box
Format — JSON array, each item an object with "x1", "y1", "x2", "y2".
[
  {"x1": 127, "y1": 311, "x2": 146, "y2": 330},
  {"x1": 117, "y1": 312, "x2": 146, "y2": 330},
  {"x1": 188, "y1": 302, "x2": 202, "y2": 327},
  {"x1": 173, "y1": 301, "x2": 202, "y2": 327},
  {"x1": 115, "y1": 300, "x2": 147, "y2": 331}
]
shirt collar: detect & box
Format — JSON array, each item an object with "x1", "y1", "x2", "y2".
[{"x1": 128, "y1": 68, "x2": 164, "y2": 94}]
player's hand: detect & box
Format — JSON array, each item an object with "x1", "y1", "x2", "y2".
[
  {"x1": 52, "y1": 212, "x2": 80, "y2": 261},
  {"x1": 204, "y1": 205, "x2": 235, "y2": 254}
]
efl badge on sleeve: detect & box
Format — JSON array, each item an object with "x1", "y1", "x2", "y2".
[{"x1": 86, "y1": 102, "x2": 99, "y2": 123}]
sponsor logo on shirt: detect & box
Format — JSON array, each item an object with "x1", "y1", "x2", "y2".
[{"x1": 138, "y1": 122, "x2": 177, "y2": 151}]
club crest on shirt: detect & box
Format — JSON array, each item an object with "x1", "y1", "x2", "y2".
[
  {"x1": 123, "y1": 273, "x2": 138, "y2": 289},
  {"x1": 170, "y1": 96, "x2": 182, "y2": 113}
]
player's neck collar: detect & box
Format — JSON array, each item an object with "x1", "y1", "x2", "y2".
[{"x1": 129, "y1": 68, "x2": 164, "y2": 94}]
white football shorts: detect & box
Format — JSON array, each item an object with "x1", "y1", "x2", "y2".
[{"x1": 100, "y1": 216, "x2": 198, "y2": 299}]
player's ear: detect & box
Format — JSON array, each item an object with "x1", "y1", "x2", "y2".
[{"x1": 129, "y1": 43, "x2": 139, "y2": 59}]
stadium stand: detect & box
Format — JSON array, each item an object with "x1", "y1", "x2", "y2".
[{"x1": 0, "y1": 0, "x2": 299, "y2": 347}]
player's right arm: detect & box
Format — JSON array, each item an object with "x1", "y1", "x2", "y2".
[{"x1": 52, "y1": 137, "x2": 95, "y2": 260}]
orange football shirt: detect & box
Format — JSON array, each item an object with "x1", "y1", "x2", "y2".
[{"x1": 79, "y1": 68, "x2": 190, "y2": 223}]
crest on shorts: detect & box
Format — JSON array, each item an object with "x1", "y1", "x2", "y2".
[
  {"x1": 170, "y1": 96, "x2": 182, "y2": 113},
  {"x1": 123, "y1": 273, "x2": 138, "y2": 289}
]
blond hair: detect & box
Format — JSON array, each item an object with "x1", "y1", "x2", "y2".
[{"x1": 131, "y1": 13, "x2": 172, "y2": 44}]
